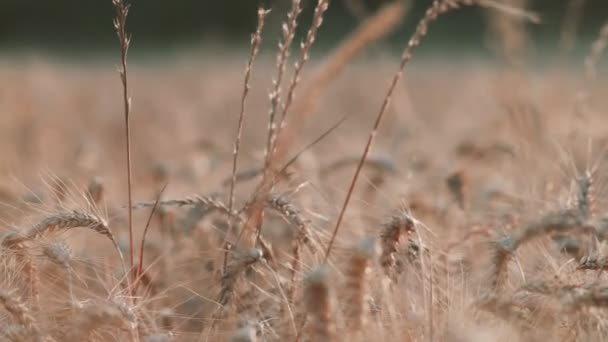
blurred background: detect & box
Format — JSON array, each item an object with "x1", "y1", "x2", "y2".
[{"x1": 1, "y1": 0, "x2": 607, "y2": 60}]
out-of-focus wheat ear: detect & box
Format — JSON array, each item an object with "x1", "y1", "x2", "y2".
[
  {"x1": 577, "y1": 19, "x2": 608, "y2": 110},
  {"x1": 287, "y1": 240, "x2": 301, "y2": 304},
  {"x1": 266, "y1": 193, "x2": 314, "y2": 302},
  {"x1": 584, "y1": 21, "x2": 608, "y2": 85},
  {"x1": 344, "y1": 238, "x2": 377, "y2": 333},
  {"x1": 86, "y1": 176, "x2": 105, "y2": 206},
  {"x1": 219, "y1": 248, "x2": 263, "y2": 306},
  {"x1": 511, "y1": 209, "x2": 595, "y2": 250},
  {"x1": 143, "y1": 333, "x2": 174, "y2": 342},
  {"x1": 66, "y1": 299, "x2": 137, "y2": 341},
  {"x1": 21, "y1": 251, "x2": 39, "y2": 311},
  {"x1": 379, "y1": 213, "x2": 415, "y2": 276},
  {"x1": 578, "y1": 255, "x2": 608, "y2": 270},
  {"x1": 561, "y1": 284, "x2": 608, "y2": 311},
  {"x1": 266, "y1": 193, "x2": 313, "y2": 248},
  {"x1": 270, "y1": 0, "x2": 330, "y2": 163},
  {"x1": 257, "y1": 234, "x2": 276, "y2": 267},
  {"x1": 304, "y1": 267, "x2": 334, "y2": 342},
  {"x1": 560, "y1": 0, "x2": 586, "y2": 52},
  {"x1": 0, "y1": 289, "x2": 43, "y2": 341},
  {"x1": 158, "y1": 307, "x2": 174, "y2": 332},
  {"x1": 3, "y1": 325, "x2": 34, "y2": 342},
  {"x1": 446, "y1": 170, "x2": 466, "y2": 210},
  {"x1": 264, "y1": 0, "x2": 303, "y2": 170},
  {"x1": 476, "y1": 293, "x2": 530, "y2": 327},
  {"x1": 157, "y1": 206, "x2": 176, "y2": 242},
  {"x1": 230, "y1": 321, "x2": 259, "y2": 342},
  {"x1": 486, "y1": 236, "x2": 515, "y2": 294},
  {"x1": 43, "y1": 241, "x2": 74, "y2": 301},
  {"x1": 485, "y1": 0, "x2": 530, "y2": 67},
  {"x1": 577, "y1": 171, "x2": 594, "y2": 220}
]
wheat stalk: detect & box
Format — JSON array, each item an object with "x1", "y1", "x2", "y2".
[{"x1": 111, "y1": 0, "x2": 135, "y2": 272}]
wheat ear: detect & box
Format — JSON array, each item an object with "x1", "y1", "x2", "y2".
[
  {"x1": 270, "y1": 0, "x2": 330, "y2": 164},
  {"x1": 218, "y1": 248, "x2": 263, "y2": 306},
  {"x1": 344, "y1": 238, "x2": 377, "y2": 332},
  {"x1": 225, "y1": 7, "x2": 271, "y2": 265},
  {"x1": 379, "y1": 213, "x2": 415, "y2": 275},
  {"x1": 264, "y1": 0, "x2": 302, "y2": 169},
  {"x1": 304, "y1": 267, "x2": 334, "y2": 341},
  {"x1": 66, "y1": 300, "x2": 137, "y2": 341},
  {"x1": 0, "y1": 290, "x2": 43, "y2": 341}
]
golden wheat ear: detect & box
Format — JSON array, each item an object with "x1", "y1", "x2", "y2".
[
  {"x1": 0, "y1": 289, "x2": 44, "y2": 341},
  {"x1": 379, "y1": 212, "x2": 415, "y2": 276},
  {"x1": 304, "y1": 266, "x2": 334, "y2": 342},
  {"x1": 343, "y1": 237, "x2": 377, "y2": 333}
]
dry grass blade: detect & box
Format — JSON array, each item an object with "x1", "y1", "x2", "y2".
[
  {"x1": 112, "y1": 0, "x2": 135, "y2": 271},
  {"x1": 324, "y1": 0, "x2": 492, "y2": 262},
  {"x1": 135, "y1": 183, "x2": 167, "y2": 294}
]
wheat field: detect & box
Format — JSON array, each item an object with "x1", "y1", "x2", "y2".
[{"x1": 1, "y1": 0, "x2": 608, "y2": 341}]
